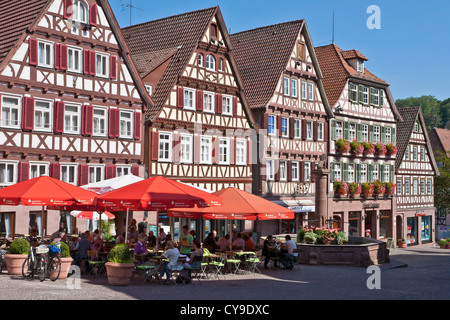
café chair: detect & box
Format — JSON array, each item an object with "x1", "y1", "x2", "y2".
[
  {"x1": 225, "y1": 251, "x2": 241, "y2": 274},
  {"x1": 87, "y1": 250, "x2": 107, "y2": 277},
  {"x1": 134, "y1": 254, "x2": 158, "y2": 284}
]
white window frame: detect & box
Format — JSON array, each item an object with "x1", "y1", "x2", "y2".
[
  {"x1": 119, "y1": 110, "x2": 134, "y2": 139},
  {"x1": 306, "y1": 121, "x2": 313, "y2": 140},
  {"x1": 206, "y1": 54, "x2": 216, "y2": 71},
  {"x1": 348, "y1": 163, "x2": 355, "y2": 183},
  {"x1": 361, "y1": 124, "x2": 369, "y2": 142},
  {"x1": 96, "y1": 52, "x2": 110, "y2": 78},
  {"x1": 372, "y1": 88, "x2": 380, "y2": 106},
  {"x1": 349, "y1": 82, "x2": 358, "y2": 102},
  {"x1": 268, "y1": 115, "x2": 276, "y2": 136},
  {"x1": 308, "y1": 83, "x2": 314, "y2": 101},
  {"x1": 413, "y1": 179, "x2": 418, "y2": 195},
  {"x1": 373, "y1": 125, "x2": 380, "y2": 142},
  {"x1": 116, "y1": 165, "x2": 132, "y2": 177},
  {"x1": 281, "y1": 117, "x2": 289, "y2": 138},
  {"x1": 180, "y1": 134, "x2": 193, "y2": 164},
  {"x1": 1, "y1": 95, "x2": 21, "y2": 129},
  {"x1": 64, "y1": 103, "x2": 81, "y2": 134},
  {"x1": 88, "y1": 165, "x2": 105, "y2": 184},
  {"x1": 203, "y1": 92, "x2": 215, "y2": 113},
  {"x1": 67, "y1": 46, "x2": 83, "y2": 73},
  {"x1": 158, "y1": 132, "x2": 172, "y2": 162},
  {"x1": 280, "y1": 160, "x2": 287, "y2": 181},
  {"x1": 200, "y1": 136, "x2": 212, "y2": 165},
  {"x1": 413, "y1": 146, "x2": 418, "y2": 161},
  {"x1": 382, "y1": 165, "x2": 390, "y2": 183},
  {"x1": 421, "y1": 147, "x2": 425, "y2": 161},
  {"x1": 406, "y1": 145, "x2": 410, "y2": 160},
  {"x1": 301, "y1": 81, "x2": 307, "y2": 100},
  {"x1": 291, "y1": 79, "x2": 298, "y2": 98},
  {"x1": 235, "y1": 139, "x2": 247, "y2": 166},
  {"x1": 222, "y1": 95, "x2": 233, "y2": 116},
  {"x1": 38, "y1": 40, "x2": 54, "y2": 69},
  {"x1": 183, "y1": 88, "x2": 196, "y2": 110},
  {"x1": 334, "y1": 163, "x2": 341, "y2": 181},
  {"x1": 60, "y1": 163, "x2": 78, "y2": 185},
  {"x1": 349, "y1": 123, "x2": 356, "y2": 141},
  {"x1": 92, "y1": 107, "x2": 108, "y2": 137},
  {"x1": 72, "y1": 0, "x2": 89, "y2": 24},
  {"x1": 145, "y1": 85, "x2": 152, "y2": 96},
  {"x1": 284, "y1": 77, "x2": 290, "y2": 96},
  {"x1": 385, "y1": 127, "x2": 392, "y2": 144},
  {"x1": 292, "y1": 161, "x2": 299, "y2": 181},
  {"x1": 405, "y1": 180, "x2": 411, "y2": 195},
  {"x1": 304, "y1": 162, "x2": 311, "y2": 181},
  {"x1": 335, "y1": 121, "x2": 343, "y2": 140},
  {"x1": 198, "y1": 53, "x2": 204, "y2": 67},
  {"x1": 420, "y1": 179, "x2": 426, "y2": 195},
  {"x1": 397, "y1": 179, "x2": 402, "y2": 195},
  {"x1": 372, "y1": 164, "x2": 379, "y2": 182},
  {"x1": 0, "y1": 161, "x2": 17, "y2": 187},
  {"x1": 357, "y1": 60, "x2": 364, "y2": 73},
  {"x1": 317, "y1": 122, "x2": 324, "y2": 141},
  {"x1": 218, "y1": 58, "x2": 224, "y2": 72},
  {"x1": 427, "y1": 180, "x2": 432, "y2": 194},
  {"x1": 219, "y1": 138, "x2": 230, "y2": 165},
  {"x1": 34, "y1": 99, "x2": 53, "y2": 132},
  {"x1": 29, "y1": 161, "x2": 49, "y2": 179},
  {"x1": 294, "y1": 119, "x2": 301, "y2": 139},
  {"x1": 362, "y1": 86, "x2": 369, "y2": 105},
  {"x1": 266, "y1": 159, "x2": 274, "y2": 181},
  {"x1": 360, "y1": 164, "x2": 368, "y2": 183}
]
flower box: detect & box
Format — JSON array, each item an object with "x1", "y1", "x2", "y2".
[
  {"x1": 336, "y1": 139, "x2": 350, "y2": 154},
  {"x1": 384, "y1": 182, "x2": 396, "y2": 197},
  {"x1": 373, "y1": 180, "x2": 386, "y2": 197},
  {"x1": 350, "y1": 140, "x2": 364, "y2": 157},
  {"x1": 362, "y1": 141, "x2": 375, "y2": 156},
  {"x1": 374, "y1": 142, "x2": 387, "y2": 157},
  {"x1": 348, "y1": 182, "x2": 362, "y2": 197},
  {"x1": 361, "y1": 182, "x2": 374, "y2": 198},
  {"x1": 333, "y1": 180, "x2": 348, "y2": 197},
  {"x1": 386, "y1": 144, "x2": 398, "y2": 157}
]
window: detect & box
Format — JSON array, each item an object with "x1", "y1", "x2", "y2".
[
  {"x1": 222, "y1": 95, "x2": 232, "y2": 115},
  {"x1": 362, "y1": 86, "x2": 369, "y2": 104},
  {"x1": 93, "y1": 107, "x2": 107, "y2": 136},
  {"x1": 61, "y1": 164, "x2": 77, "y2": 185},
  {"x1": 184, "y1": 88, "x2": 196, "y2": 110},
  {"x1": 413, "y1": 146, "x2": 418, "y2": 161},
  {"x1": 361, "y1": 124, "x2": 369, "y2": 142},
  {"x1": 421, "y1": 147, "x2": 425, "y2": 161},
  {"x1": 382, "y1": 165, "x2": 390, "y2": 183},
  {"x1": 317, "y1": 122, "x2": 324, "y2": 141},
  {"x1": 405, "y1": 180, "x2": 410, "y2": 195},
  {"x1": 301, "y1": 81, "x2": 307, "y2": 100},
  {"x1": 291, "y1": 161, "x2": 299, "y2": 181},
  {"x1": 291, "y1": 79, "x2": 298, "y2": 97},
  {"x1": 268, "y1": 115, "x2": 276, "y2": 136},
  {"x1": 158, "y1": 132, "x2": 172, "y2": 162},
  {"x1": 335, "y1": 121, "x2": 343, "y2": 140},
  {"x1": 348, "y1": 163, "x2": 355, "y2": 183},
  {"x1": 283, "y1": 77, "x2": 290, "y2": 96},
  {"x1": 198, "y1": 53, "x2": 204, "y2": 67},
  {"x1": 38, "y1": 40, "x2": 53, "y2": 68},
  {"x1": 96, "y1": 53, "x2": 109, "y2": 78},
  {"x1": 116, "y1": 165, "x2": 131, "y2": 176},
  {"x1": 219, "y1": 138, "x2": 230, "y2": 165},
  {"x1": 0, "y1": 161, "x2": 17, "y2": 186},
  {"x1": 360, "y1": 164, "x2": 367, "y2": 183},
  {"x1": 373, "y1": 126, "x2": 380, "y2": 142},
  {"x1": 280, "y1": 161, "x2": 287, "y2": 181},
  {"x1": 33, "y1": 100, "x2": 52, "y2": 132},
  {"x1": 218, "y1": 58, "x2": 224, "y2": 72},
  {"x1": 306, "y1": 121, "x2": 313, "y2": 140},
  {"x1": 88, "y1": 165, "x2": 104, "y2": 183},
  {"x1": 180, "y1": 134, "x2": 193, "y2": 163},
  {"x1": 385, "y1": 127, "x2": 392, "y2": 144},
  {"x1": 68, "y1": 47, "x2": 82, "y2": 73},
  {"x1": 370, "y1": 88, "x2": 379, "y2": 106},
  {"x1": 334, "y1": 162, "x2": 342, "y2": 181},
  {"x1": 236, "y1": 139, "x2": 247, "y2": 165},
  {"x1": 64, "y1": 104, "x2": 81, "y2": 134},
  {"x1": 357, "y1": 60, "x2": 364, "y2": 73},
  {"x1": 294, "y1": 119, "x2": 301, "y2": 139},
  {"x1": 349, "y1": 123, "x2": 356, "y2": 141},
  {"x1": 119, "y1": 111, "x2": 133, "y2": 139},
  {"x1": 372, "y1": 164, "x2": 379, "y2": 182},
  {"x1": 73, "y1": 0, "x2": 88, "y2": 24},
  {"x1": 145, "y1": 85, "x2": 152, "y2": 96},
  {"x1": 203, "y1": 92, "x2": 215, "y2": 113},
  {"x1": 266, "y1": 159, "x2": 274, "y2": 181},
  {"x1": 30, "y1": 162, "x2": 49, "y2": 179},
  {"x1": 349, "y1": 82, "x2": 358, "y2": 102},
  {"x1": 305, "y1": 162, "x2": 311, "y2": 181},
  {"x1": 308, "y1": 83, "x2": 314, "y2": 101},
  {"x1": 414, "y1": 122, "x2": 419, "y2": 133},
  {"x1": 397, "y1": 179, "x2": 402, "y2": 195},
  {"x1": 200, "y1": 136, "x2": 212, "y2": 164},
  {"x1": 1, "y1": 95, "x2": 21, "y2": 129},
  {"x1": 427, "y1": 180, "x2": 432, "y2": 194},
  {"x1": 413, "y1": 179, "x2": 418, "y2": 195},
  {"x1": 206, "y1": 55, "x2": 216, "y2": 71},
  {"x1": 420, "y1": 179, "x2": 426, "y2": 195},
  {"x1": 281, "y1": 118, "x2": 289, "y2": 138},
  {"x1": 297, "y1": 43, "x2": 305, "y2": 61},
  {"x1": 405, "y1": 145, "x2": 410, "y2": 160}
]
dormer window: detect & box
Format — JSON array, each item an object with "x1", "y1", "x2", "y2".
[
  {"x1": 357, "y1": 60, "x2": 364, "y2": 73},
  {"x1": 73, "y1": 1, "x2": 88, "y2": 24}
]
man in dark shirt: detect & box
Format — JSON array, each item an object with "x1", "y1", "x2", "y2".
[
  {"x1": 202, "y1": 232, "x2": 217, "y2": 253},
  {"x1": 138, "y1": 217, "x2": 148, "y2": 235}
]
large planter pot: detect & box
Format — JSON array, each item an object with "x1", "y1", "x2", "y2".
[
  {"x1": 397, "y1": 241, "x2": 407, "y2": 248},
  {"x1": 105, "y1": 262, "x2": 135, "y2": 286},
  {"x1": 56, "y1": 257, "x2": 73, "y2": 280},
  {"x1": 5, "y1": 254, "x2": 28, "y2": 275}
]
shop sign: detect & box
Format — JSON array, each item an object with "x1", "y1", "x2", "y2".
[{"x1": 363, "y1": 202, "x2": 380, "y2": 209}]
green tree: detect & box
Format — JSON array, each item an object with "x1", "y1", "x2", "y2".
[
  {"x1": 434, "y1": 152, "x2": 450, "y2": 217},
  {"x1": 439, "y1": 98, "x2": 450, "y2": 129},
  {"x1": 396, "y1": 96, "x2": 441, "y2": 130}
]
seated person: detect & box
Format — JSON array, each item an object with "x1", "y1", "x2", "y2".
[
  {"x1": 116, "y1": 236, "x2": 125, "y2": 244},
  {"x1": 217, "y1": 234, "x2": 230, "y2": 252},
  {"x1": 159, "y1": 241, "x2": 181, "y2": 284},
  {"x1": 134, "y1": 234, "x2": 151, "y2": 264},
  {"x1": 27, "y1": 228, "x2": 39, "y2": 247},
  {"x1": 160, "y1": 234, "x2": 171, "y2": 249},
  {"x1": 262, "y1": 235, "x2": 278, "y2": 269},
  {"x1": 232, "y1": 233, "x2": 245, "y2": 251},
  {"x1": 127, "y1": 226, "x2": 138, "y2": 243},
  {"x1": 90, "y1": 236, "x2": 106, "y2": 259},
  {"x1": 202, "y1": 232, "x2": 217, "y2": 253},
  {"x1": 182, "y1": 240, "x2": 203, "y2": 283},
  {"x1": 147, "y1": 231, "x2": 157, "y2": 247},
  {"x1": 243, "y1": 233, "x2": 256, "y2": 251},
  {"x1": 280, "y1": 235, "x2": 298, "y2": 269},
  {"x1": 74, "y1": 233, "x2": 92, "y2": 266}
]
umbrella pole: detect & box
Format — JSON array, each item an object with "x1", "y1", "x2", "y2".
[
  {"x1": 229, "y1": 220, "x2": 232, "y2": 250},
  {"x1": 99, "y1": 212, "x2": 102, "y2": 239},
  {"x1": 125, "y1": 208, "x2": 129, "y2": 243},
  {"x1": 155, "y1": 209, "x2": 159, "y2": 251}
]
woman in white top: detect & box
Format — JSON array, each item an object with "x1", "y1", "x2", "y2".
[{"x1": 160, "y1": 241, "x2": 181, "y2": 284}]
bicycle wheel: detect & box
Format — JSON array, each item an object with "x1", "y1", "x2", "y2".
[
  {"x1": 48, "y1": 256, "x2": 61, "y2": 281},
  {"x1": 37, "y1": 256, "x2": 46, "y2": 282},
  {"x1": 22, "y1": 255, "x2": 34, "y2": 278}
]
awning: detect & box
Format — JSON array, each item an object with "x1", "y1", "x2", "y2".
[{"x1": 272, "y1": 200, "x2": 315, "y2": 213}]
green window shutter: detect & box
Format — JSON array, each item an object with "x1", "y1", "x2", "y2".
[
  {"x1": 357, "y1": 123, "x2": 362, "y2": 141},
  {"x1": 369, "y1": 124, "x2": 374, "y2": 142},
  {"x1": 381, "y1": 126, "x2": 386, "y2": 144},
  {"x1": 330, "y1": 162, "x2": 335, "y2": 182},
  {"x1": 331, "y1": 119, "x2": 336, "y2": 141},
  {"x1": 369, "y1": 88, "x2": 374, "y2": 105},
  {"x1": 380, "y1": 90, "x2": 384, "y2": 107},
  {"x1": 368, "y1": 164, "x2": 373, "y2": 182},
  {"x1": 358, "y1": 85, "x2": 364, "y2": 103},
  {"x1": 343, "y1": 162, "x2": 349, "y2": 182},
  {"x1": 392, "y1": 127, "x2": 396, "y2": 145},
  {"x1": 380, "y1": 165, "x2": 385, "y2": 182},
  {"x1": 344, "y1": 121, "x2": 350, "y2": 140},
  {"x1": 356, "y1": 163, "x2": 361, "y2": 183},
  {"x1": 349, "y1": 82, "x2": 353, "y2": 102},
  {"x1": 390, "y1": 165, "x2": 394, "y2": 182}
]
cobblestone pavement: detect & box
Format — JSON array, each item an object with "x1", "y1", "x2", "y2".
[{"x1": 0, "y1": 246, "x2": 449, "y2": 301}]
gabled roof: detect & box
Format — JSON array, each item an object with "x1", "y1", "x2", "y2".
[
  {"x1": 429, "y1": 127, "x2": 450, "y2": 156},
  {"x1": 230, "y1": 20, "x2": 333, "y2": 117},
  {"x1": 341, "y1": 49, "x2": 368, "y2": 61},
  {"x1": 396, "y1": 107, "x2": 440, "y2": 175},
  {"x1": 0, "y1": 0, "x2": 153, "y2": 110},
  {"x1": 315, "y1": 44, "x2": 402, "y2": 121}
]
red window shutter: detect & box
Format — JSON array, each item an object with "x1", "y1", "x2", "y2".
[
  {"x1": 289, "y1": 118, "x2": 295, "y2": 139},
  {"x1": 277, "y1": 115, "x2": 282, "y2": 138},
  {"x1": 54, "y1": 101, "x2": 65, "y2": 134},
  {"x1": 216, "y1": 94, "x2": 223, "y2": 114},
  {"x1": 287, "y1": 161, "x2": 293, "y2": 182},
  {"x1": 83, "y1": 50, "x2": 90, "y2": 75},
  {"x1": 193, "y1": 135, "x2": 200, "y2": 164},
  {"x1": 212, "y1": 137, "x2": 219, "y2": 164},
  {"x1": 302, "y1": 119, "x2": 307, "y2": 140},
  {"x1": 131, "y1": 166, "x2": 139, "y2": 176},
  {"x1": 177, "y1": 87, "x2": 184, "y2": 108},
  {"x1": 50, "y1": 163, "x2": 61, "y2": 180},
  {"x1": 300, "y1": 161, "x2": 305, "y2": 182},
  {"x1": 233, "y1": 96, "x2": 238, "y2": 115},
  {"x1": 90, "y1": 3, "x2": 98, "y2": 26},
  {"x1": 89, "y1": 51, "x2": 96, "y2": 75},
  {"x1": 151, "y1": 132, "x2": 159, "y2": 161},
  {"x1": 313, "y1": 121, "x2": 318, "y2": 141},
  {"x1": 19, "y1": 162, "x2": 30, "y2": 182},
  {"x1": 196, "y1": 90, "x2": 203, "y2": 111},
  {"x1": 22, "y1": 97, "x2": 35, "y2": 131},
  {"x1": 60, "y1": 44, "x2": 68, "y2": 71},
  {"x1": 105, "y1": 165, "x2": 116, "y2": 180},
  {"x1": 263, "y1": 113, "x2": 268, "y2": 130},
  {"x1": 110, "y1": 55, "x2": 117, "y2": 80},
  {"x1": 29, "y1": 38, "x2": 38, "y2": 66},
  {"x1": 324, "y1": 122, "x2": 329, "y2": 142},
  {"x1": 108, "y1": 108, "x2": 118, "y2": 138},
  {"x1": 83, "y1": 105, "x2": 93, "y2": 136},
  {"x1": 173, "y1": 133, "x2": 180, "y2": 163},
  {"x1": 64, "y1": 0, "x2": 73, "y2": 19},
  {"x1": 78, "y1": 165, "x2": 89, "y2": 186},
  {"x1": 55, "y1": 44, "x2": 61, "y2": 70},
  {"x1": 134, "y1": 112, "x2": 141, "y2": 140}
]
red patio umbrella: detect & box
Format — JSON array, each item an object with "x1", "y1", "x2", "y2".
[{"x1": 96, "y1": 176, "x2": 223, "y2": 244}]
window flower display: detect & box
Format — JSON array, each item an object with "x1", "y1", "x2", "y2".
[
  {"x1": 350, "y1": 140, "x2": 364, "y2": 156},
  {"x1": 386, "y1": 143, "x2": 398, "y2": 157},
  {"x1": 336, "y1": 139, "x2": 350, "y2": 154},
  {"x1": 374, "y1": 142, "x2": 387, "y2": 157},
  {"x1": 362, "y1": 141, "x2": 375, "y2": 155},
  {"x1": 333, "y1": 180, "x2": 348, "y2": 197}
]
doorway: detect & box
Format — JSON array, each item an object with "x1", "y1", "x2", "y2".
[{"x1": 396, "y1": 215, "x2": 403, "y2": 242}]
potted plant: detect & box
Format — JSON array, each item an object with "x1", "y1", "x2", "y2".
[
  {"x1": 335, "y1": 231, "x2": 348, "y2": 245},
  {"x1": 348, "y1": 182, "x2": 362, "y2": 197},
  {"x1": 303, "y1": 231, "x2": 317, "y2": 244},
  {"x1": 50, "y1": 242, "x2": 72, "y2": 280},
  {"x1": 386, "y1": 143, "x2": 398, "y2": 157},
  {"x1": 373, "y1": 180, "x2": 386, "y2": 197},
  {"x1": 105, "y1": 243, "x2": 135, "y2": 286},
  {"x1": 362, "y1": 141, "x2": 375, "y2": 156},
  {"x1": 350, "y1": 140, "x2": 364, "y2": 157},
  {"x1": 361, "y1": 182, "x2": 374, "y2": 198},
  {"x1": 374, "y1": 142, "x2": 387, "y2": 157},
  {"x1": 384, "y1": 182, "x2": 396, "y2": 197},
  {"x1": 333, "y1": 180, "x2": 348, "y2": 197},
  {"x1": 335, "y1": 139, "x2": 350, "y2": 154},
  {"x1": 397, "y1": 238, "x2": 407, "y2": 248},
  {"x1": 5, "y1": 238, "x2": 30, "y2": 275},
  {"x1": 438, "y1": 239, "x2": 449, "y2": 249}
]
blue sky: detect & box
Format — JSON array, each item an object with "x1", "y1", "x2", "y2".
[{"x1": 110, "y1": 0, "x2": 450, "y2": 101}]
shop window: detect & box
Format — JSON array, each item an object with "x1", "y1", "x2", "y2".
[
  {"x1": 379, "y1": 211, "x2": 390, "y2": 239},
  {"x1": 348, "y1": 211, "x2": 360, "y2": 237}
]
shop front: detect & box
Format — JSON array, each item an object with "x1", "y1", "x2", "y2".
[{"x1": 398, "y1": 208, "x2": 435, "y2": 246}]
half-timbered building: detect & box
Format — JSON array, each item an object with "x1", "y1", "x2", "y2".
[
  {"x1": 231, "y1": 21, "x2": 334, "y2": 236},
  {"x1": 121, "y1": 7, "x2": 257, "y2": 238},
  {"x1": 0, "y1": 0, "x2": 151, "y2": 238},
  {"x1": 396, "y1": 107, "x2": 440, "y2": 246},
  {"x1": 315, "y1": 44, "x2": 403, "y2": 240}
]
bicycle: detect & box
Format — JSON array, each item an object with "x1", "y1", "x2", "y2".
[
  {"x1": 22, "y1": 238, "x2": 47, "y2": 280},
  {"x1": 22, "y1": 240, "x2": 61, "y2": 282}
]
